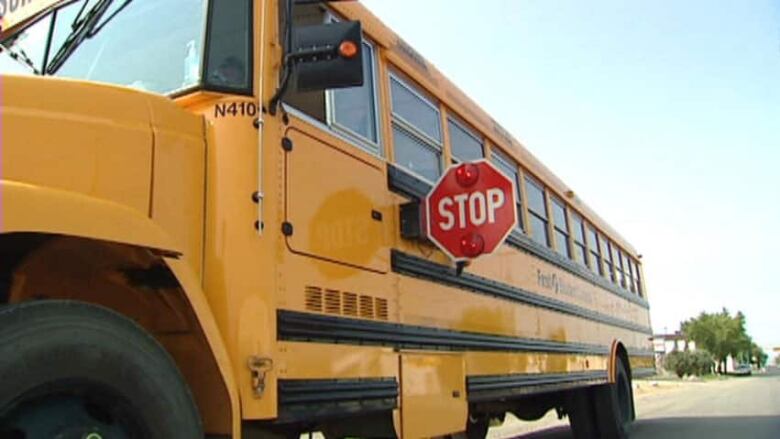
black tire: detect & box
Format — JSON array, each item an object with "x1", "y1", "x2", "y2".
[
  {"x1": 565, "y1": 388, "x2": 598, "y2": 439},
  {"x1": 0, "y1": 300, "x2": 202, "y2": 438},
  {"x1": 462, "y1": 414, "x2": 489, "y2": 439},
  {"x1": 593, "y1": 357, "x2": 634, "y2": 439}
]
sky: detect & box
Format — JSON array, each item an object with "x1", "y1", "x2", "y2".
[{"x1": 362, "y1": 0, "x2": 780, "y2": 353}]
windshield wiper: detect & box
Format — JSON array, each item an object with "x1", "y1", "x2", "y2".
[
  {"x1": 0, "y1": 41, "x2": 42, "y2": 74},
  {"x1": 46, "y1": 0, "x2": 115, "y2": 74}
]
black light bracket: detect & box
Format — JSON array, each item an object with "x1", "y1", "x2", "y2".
[{"x1": 268, "y1": 0, "x2": 358, "y2": 115}]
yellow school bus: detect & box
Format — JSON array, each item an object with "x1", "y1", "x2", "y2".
[{"x1": 0, "y1": 0, "x2": 653, "y2": 438}]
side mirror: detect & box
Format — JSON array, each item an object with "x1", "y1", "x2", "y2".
[{"x1": 291, "y1": 20, "x2": 364, "y2": 92}]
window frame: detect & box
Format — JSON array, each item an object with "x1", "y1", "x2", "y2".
[{"x1": 388, "y1": 72, "x2": 443, "y2": 183}]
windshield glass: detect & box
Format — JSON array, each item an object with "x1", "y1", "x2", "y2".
[{"x1": 0, "y1": 0, "x2": 207, "y2": 95}]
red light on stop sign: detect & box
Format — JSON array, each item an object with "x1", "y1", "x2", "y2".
[
  {"x1": 460, "y1": 232, "x2": 485, "y2": 258},
  {"x1": 455, "y1": 163, "x2": 480, "y2": 187}
]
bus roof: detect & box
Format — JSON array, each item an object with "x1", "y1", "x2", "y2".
[{"x1": 335, "y1": 2, "x2": 639, "y2": 257}]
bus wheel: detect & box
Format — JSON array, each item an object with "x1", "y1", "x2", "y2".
[
  {"x1": 565, "y1": 388, "x2": 598, "y2": 439},
  {"x1": 593, "y1": 357, "x2": 634, "y2": 439},
  {"x1": 0, "y1": 300, "x2": 202, "y2": 439},
  {"x1": 465, "y1": 414, "x2": 489, "y2": 439}
]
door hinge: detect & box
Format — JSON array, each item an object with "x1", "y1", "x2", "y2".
[{"x1": 247, "y1": 356, "x2": 274, "y2": 398}]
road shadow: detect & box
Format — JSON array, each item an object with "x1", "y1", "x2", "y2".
[{"x1": 513, "y1": 415, "x2": 780, "y2": 439}]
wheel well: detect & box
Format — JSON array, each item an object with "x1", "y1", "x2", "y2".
[
  {"x1": 615, "y1": 342, "x2": 632, "y2": 382},
  {"x1": 0, "y1": 232, "x2": 232, "y2": 435}
]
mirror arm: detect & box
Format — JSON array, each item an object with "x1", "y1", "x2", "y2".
[{"x1": 268, "y1": 0, "x2": 295, "y2": 116}]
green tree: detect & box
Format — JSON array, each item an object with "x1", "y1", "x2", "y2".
[
  {"x1": 663, "y1": 350, "x2": 714, "y2": 377},
  {"x1": 682, "y1": 308, "x2": 752, "y2": 374},
  {"x1": 751, "y1": 343, "x2": 768, "y2": 368}
]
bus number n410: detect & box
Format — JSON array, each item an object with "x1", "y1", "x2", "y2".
[{"x1": 214, "y1": 101, "x2": 259, "y2": 119}]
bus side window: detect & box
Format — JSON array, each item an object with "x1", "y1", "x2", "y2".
[
  {"x1": 449, "y1": 117, "x2": 484, "y2": 163},
  {"x1": 283, "y1": 4, "x2": 381, "y2": 154},
  {"x1": 525, "y1": 177, "x2": 550, "y2": 247},
  {"x1": 586, "y1": 226, "x2": 603, "y2": 275},
  {"x1": 491, "y1": 150, "x2": 524, "y2": 232},
  {"x1": 551, "y1": 197, "x2": 571, "y2": 259},
  {"x1": 602, "y1": 237, "x2": 615, "y2": 282},
  {"x1": 613, "y1": 247, "x2": 625, "y2": 288},
  {"x1": 571, "y1": 213, "x2": 587, "y2": 267},
  {"x1": 389, "y1": 75, "x2": 443, "y2": 182}
]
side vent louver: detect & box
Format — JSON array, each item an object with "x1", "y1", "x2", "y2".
[
  {"x1": 325, "y1": 289, "x2": 341, "y2": 315},
  {"x1": 343, "y1": 292, "x2": 358, "y2": 317},
  {"x1": 304, "y1": 286, "x2": 323, "y2": 312},
  {"x1": 304, "y1": 286, "x2": 390, "y2": 321},
  {"x1": 376, "y1": 298, "x2": 389, "y2": 321}
]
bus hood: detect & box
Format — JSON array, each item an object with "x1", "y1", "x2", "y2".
[{"x1": 0, "y1": 74, "x2": 204, "y2": 217}]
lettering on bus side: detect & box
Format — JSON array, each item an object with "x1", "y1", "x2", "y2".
[
  {"x1": 537, "y1": 269, "x2": 594, "y2": 305},
  {"x1": 214, "y1": 101, "x2": 260, "y2": 119}
]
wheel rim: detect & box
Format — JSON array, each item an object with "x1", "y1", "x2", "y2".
[{"x1": 0, "y1": 380, "x2": 148, "y2": 439}]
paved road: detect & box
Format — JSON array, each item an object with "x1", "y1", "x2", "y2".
[{"x1": 491, "y1": 370, "x2": 780, "y2": 439}]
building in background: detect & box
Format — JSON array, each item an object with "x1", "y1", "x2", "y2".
[{"x1": 652, "y1": 332, "x2": 697, "y2": 371}]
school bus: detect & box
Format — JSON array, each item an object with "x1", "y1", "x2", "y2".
[{"x1": 0, "y1": 0, "x2": 653, "y2": 438}]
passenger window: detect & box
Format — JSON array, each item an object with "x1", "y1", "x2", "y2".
[
  {"x1": 551, "y1": 198, "x2": 571, "y2": 259},
  {"x1": 390, "y1": 75, "x2": 442, "y2": 182},
  {"x1": 491, "y1": 150, "x2": 524, "y2": 232},
  {"x1": 449, "y1": 118, "x2": 484, "y2": 162},
  {"x1": 571, "y1": 213, "x2": 587, "y2": 267},
  {"x1": 586, "y1": 226, "x2": 603, "y2": 275},
  {"x1": 283, "y1": 5, "x2": 381, "y2": 154},
  {"x1": 525, "y1": 177, "x2": 549, "y2": 247},
  {"x1": 393, "y1": 128, "x2": 441, "y2": 182},
  {"x1": 390, "y1": 77, "x2": 441, "y2": 142},
  {"x1": 602, "y1": 237, "x2": 615, "y2": 282},
  {"x1": 626, "y1": 258, "x2": 636, "y2": 293},
  {"x1": 613, "y1": 247, "x2": 625, "y2": 288},
  {"x1": 330, "y1": 42, "x2": 379, "y2": 144}
]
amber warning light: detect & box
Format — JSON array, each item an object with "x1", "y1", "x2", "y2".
[
  {"x1": 338, "y1": 40, "x2": 359, "y2": 59},
  {"x1": 425, "y1": 160, "x2": 518, "y2": 262}
]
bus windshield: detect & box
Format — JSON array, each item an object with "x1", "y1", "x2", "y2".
[{"x1": 0, "y1": 0, "x2": 207, "y2": 95}]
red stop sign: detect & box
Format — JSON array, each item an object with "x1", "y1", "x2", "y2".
[{"x1": 425, "y1": 160, "x2": 517, "y2": 261}]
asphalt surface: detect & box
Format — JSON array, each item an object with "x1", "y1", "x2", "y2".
[{"x1": 494, "y1": 368, "x2": 780, "y2": 439}]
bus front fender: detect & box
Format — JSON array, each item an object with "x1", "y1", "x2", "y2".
[{"x1": 0, "y1": 179, "x2": 240, "y2": 436}]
